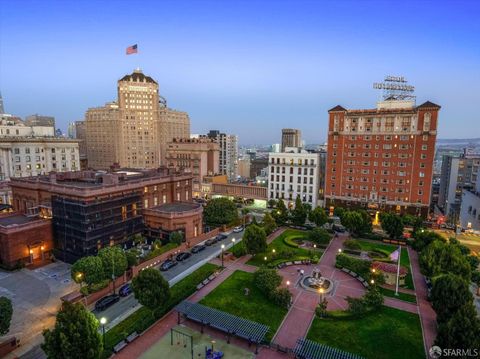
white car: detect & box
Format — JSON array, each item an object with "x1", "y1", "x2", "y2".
[{"x1": 233, "y1": 226, "x2": 244, "y2": 233}]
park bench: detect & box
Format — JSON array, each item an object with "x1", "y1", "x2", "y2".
[
  {"x1": 293, "y1": 261, "x2": 302, "y2": 265},
  {"x1": 208, "y1": 274, "x2": 216, "y2": 281},
  {"x1": 126, "y1": 331, "x2": 139, "y2": 343},
  {"x1": 341, "y1": 268, "x2": 350, "y2": 274},
  {"x1": 196, "y1": 283, "x2": 204, "y2": 290},
  {"x1": 113, "y1": 340, "x2": 127, "y2": 353},
  {"x1": 202, "y1": 279, "x2": 210, "y2": 286}
]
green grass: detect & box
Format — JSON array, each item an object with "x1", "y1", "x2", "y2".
[
  {"x1": 307, "y1": 306, "x2": 424, "y2": 359},
  {"x1": 355, "y1": 240, "x2": 414, "y2": 290},
  {"x1": 102, "y1": 263, "x2": 219, "y2": 358},
  {"x1": 379, "y1": 287, "x2": 417, "y2": 303},
  {"x1": 246, "y1": 229, "x2": 319, "y2": 267},
  {"x1": 199, "y1": 270, "x2": 287, "y2": 342},
  {"x1": 143, "y1": 242, "x2": 179, "y2": 261}
]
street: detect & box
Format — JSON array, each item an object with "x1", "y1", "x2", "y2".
[{"x1": 92, "y1": 230, "x2": 244, "y2": 330}]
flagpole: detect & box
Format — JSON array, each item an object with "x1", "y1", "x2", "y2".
[{"x1": 395, "y1": 245, "x2": 401, "y2": 296}]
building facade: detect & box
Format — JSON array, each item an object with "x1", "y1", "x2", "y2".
[
  {"x1": 268, "y1": 148, "x2": 321, "y2": 208},
  {"x1": 439, "y1": 151, "x2": 480, "y2": 222},
  {"x1": 281, "y1": 128, "x2": 302, "y2": 151},
  {"x1": 325, "y1": 100, "x2": 440, "y2": 217},
  {"x1": 0, "y1": 138, "x2": 80, "y2": 181},
  {"x1": 74, "y1": 120, "x2": 88, "y2": 169},
  {"x1": 166, "y1": 138, "x2": 220, "y2": 196},
  {"x1": 25, "y1": 114, "x2": 55, "y2": 129},
  {"x1": 9, "y1": 168, "x2": 193, "y2": 262},
  {"x1": 207, "y1": 130, "x2": 238, "y2": 181},
  {"x1": 85, "y1": 69, "x2": 190, "y2": 169}
]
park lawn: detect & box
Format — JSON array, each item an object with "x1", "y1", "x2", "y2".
[
  {"x1": 199, "y1": 270, "x2": 287, "y2": 342},
  {"x1": 246, "y1": 229, "x2": 317, "y2": 267},
  {"x1": 102, "y1": 263, "x2": 219, "y2": 358},
  {"x1": 379, "y1": 287, "x2": 417, "y2": 303},
  {"x1": 356, "y1": 240, "x2": 414, "y2": 290},
  {"x1": 307, "y1": 306, "x2": 424, "y2": 359}
]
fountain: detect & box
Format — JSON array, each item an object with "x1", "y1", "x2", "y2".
[{"x1": 300, "y1": 268, "x2": 333, "y2": 294}]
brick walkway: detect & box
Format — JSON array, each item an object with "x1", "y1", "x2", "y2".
[{"x1": 408, "y1": 247, "x2": 437, "y2": 356}]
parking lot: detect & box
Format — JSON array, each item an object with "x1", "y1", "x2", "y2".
[{"x1": 0, "y1": 261, "x2": 78, "y2": 358}]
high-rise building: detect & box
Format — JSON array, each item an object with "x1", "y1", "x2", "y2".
[
  {"x1": 74, "y1": 120, "x2": 87, "y2": 169},
  {"x1": 268, "y1": 147, "x2": 321, "y2": 208},
  {"x1": 271, "y1": 143, "x2": 281, "y2": 153},
  {"x1": 281, "y1": 128, "x2": 301, "y2": 151},
  {"x1": 237, "y1": 157, "x2": 251, "y2": 178},
  {"x1": 67, "y1": 122, "x2": 76, "y2": 138},
  {"x1": 459, "y1": 166, "x2": 480, "y2": 231},
  {"x1": 325, "y1": 100, "x2": 440, "y2": 217},
  {"x1": 207, "y1": 130, "x2": 238, "y2": 181},
  {"x1": 438, "y1": 150, "x2": 480, "y2": 222},
  {"x1": 25, "y1": 114, "x2": 55, "y2": 129},
  {"x1": 166, "y1": 138, "x2": 219, "y2": 196},
  {"x1": 85, "y1": 69, "x2": 190, "y2": 169}
]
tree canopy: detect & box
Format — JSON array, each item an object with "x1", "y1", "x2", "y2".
[
  {"x1": 243, "y1": 224, "x2": 267, "y2": 254},
  {"x1": 431, "y1": 273, "x2": 473, "y2": 324},
  {"x1": 341, "y1": 210, "x2": 372, "y2": 236},
  {"x1": 291, "y1": 196, "x2": 308, "y2": 226},
  {"x1": 380, "y1": 213, "x2": 404, "y2": 239},
  {"x1": 0, "y1": 296, "x2": 13, "y2": 335},
  {"x1": 308, "y1": 206, "x2": 328, "y2": 227},
  {"x1": 308, "y1": 227, "x2": 331, "y2": 245},
  {"x1": 435, "y1": 302, "x2": 480, "y2": 349},
  {"x1": 42, "y1": 301, "x2": 102, "y2": 359},
  {"x1": 98, "y1": 246, "x2": 128, "y2": 279},
  {"x1": 131, "y1": 268, "x2": 170, "y2": 311},
  {"x1": 420, "y1": 240, "x2": 471, "y2": 280},
  {"x1": 272, "y1": 200, "x2": 289, "y2": 225},
  {"x1": 203, "y1": 198, "x2": 238, "y2": 227},
  {"x1": 261, "y1": 212, "x2": 277, "y2": 235},
  {"x1": 71, "y1": 256, "x2": 105, "y2": 286}
]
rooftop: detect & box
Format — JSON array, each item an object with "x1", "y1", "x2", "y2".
[
  {"x1": 150, "y1": 202, "x2": 202, "y2": 213},
  {"x1": 0, "y1": 214, "x2": 41, "y2": 227}
]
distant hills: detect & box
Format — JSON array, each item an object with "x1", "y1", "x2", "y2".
[{"x1": 437, "y1": 138, "x2": 480, "y2": 144}]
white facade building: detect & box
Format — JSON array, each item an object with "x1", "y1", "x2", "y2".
[
  {"x1": 460, "y1": 167, "x2": 480, "y2": 232},
  {"x1": 0, "y1": 138, "x2": 80, "y2": 180},
  {"x1": 268, "y1": 147, "x2": 321, "y2": 208},
  {"x1": 207, "y1": 131, "x2": 238, "y2": 181}
]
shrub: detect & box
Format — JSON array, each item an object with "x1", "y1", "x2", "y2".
[
  {"x1": 231, "y1": 241, "x2": 248, "y2": 257},
  {"x1": 344, "y1": 239, "x2": 361, "y2": 250},
  {"x1": 336, "y1": 253, "x2": 372, "y2": 278},
  {"x1": 271, "y1": 287, "x2": 292, "y2": 309},
  {"x1": 283, "y1": 235, "x2": 300, "y2": 248},
  {"x1": 363, "y1": 286, "x2": 384, "y2": 308},
  {"x1": 346, "y1": 296, "x2": 367, "y2": 316}
]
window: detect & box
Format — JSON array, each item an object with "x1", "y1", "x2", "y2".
[
  {"x1": 419, "y1": 172, "x2": 425, "y2": 178},
  {"x1": 144, "y1": 199, "x2": 148, "y2": 208},
  {"x1": 14, "y1": 148, "x2": 19, "y2": 154},
  {"x1": 422, "y1": 144, "x2": 428, "y2": 150}
]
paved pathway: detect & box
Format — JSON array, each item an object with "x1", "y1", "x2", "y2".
[{"x1": 408, "y1": 246, "x2": 437, "y2": 357}]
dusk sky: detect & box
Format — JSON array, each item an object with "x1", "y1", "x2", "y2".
[{"x1": 1, "y1": 0, "x2": 479, "y2": 145}]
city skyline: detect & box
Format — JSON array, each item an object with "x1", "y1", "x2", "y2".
[{"x1": 1, "y1": 0, "x2": 479, "y2": 144}]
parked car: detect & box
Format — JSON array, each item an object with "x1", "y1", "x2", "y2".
[
  {"x1": 95, "y1": 294, "x2": 120, "y2": 311},
  {"x1": 205, "y1": 238, "x2": 216, "y2": 246},
  {"x1": 176, "y1": 252, "x2": 192, "y2": 261},
  {"x1": 160, "y1": 259, "x2": 178, "y2": 271},
  {"x1": 119, "y1": 283, "x2": 132, "y2": 297},
  {"x1": 216, "y1": 233, "x2": 228, "y2": 241},
  {"x1": 191, "y1": 244, "x2": 206, "y2": 253},
  {"x1": 332, "y1": 224, "x2": 346, "y2": 233},
  {"x1": 233, "y1": 226, "x2": 244, "y2": 233}
]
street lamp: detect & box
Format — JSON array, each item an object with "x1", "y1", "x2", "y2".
[
  {"x1": 100, "y1": 317, "x2": 107, "y2": 347},
  {"x1": 221, "y1": 244, "x2": 225, "y2": 268},
  {"x1": 313, "y1": 244, "x2": 317, "y2": 249},
  {"x1": 232, "y1": 238, "x2": 236, "y2": 245},
  {"x1": 272, "y1": 249, "x2": 276, "y2": 254},
  {"x1": 264, "y1": 256, "x2": 267, "y2": 261},
  {"x1": 370, "y1": 279, "x2": 375, "y2": 285},
  {"x1": 338, "y1": 248, "x2": 342, "y2": 253},
  {"x1": 319, "y1": 287, "x2": 324, "y2": 302},
  {"x1": 286, "y1": 280, "x2": 290, "y2": 286},
  {"x1": 76, "y1": 272, "x2": 84, "y2": 289}
]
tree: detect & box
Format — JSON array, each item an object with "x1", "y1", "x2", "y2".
[
  {"x1": 272, "y1": 199, "x2": 289, "y2": 226},
  {"x1": 380, "y1": 213, "x2": 404, "y2": 239},
  {"x1": 98, "y1": 246, "x2": 128, "y2": 279},
  {"x1": 243, "y1": 224, "x2": 267, "y2": 254},
  {"x1": 254, "y1": 267, "x2": 282, "y2": 294},
  {"x1": 315, "y1": 297, "x2": 328, "y2": 318},
  {"x1": 420, "y1": 240, "x2": 471, "y2": 280},
  {"x1": 262, "y1": 212, "x2": 277, "y2": 235},
  {"x1": 346, "y1": 296, "x2": 367, "y2": 316},
  {"x1": 412, "y1": 230, "x2": 445, "y2": 251},
  {"x1": 125, "y1": 249, "x2": 139, "y2": 268},
  {"x1": 431, "y1": 273, "x2": 473, "y2": 323},
  {"x1": 309, "y1": 207, "x2": 328, "y2": 227},
  {"x1": 291, "y1": 196, "x2": 307, "y2": 226},
  {"x1": 333, "y1": 207, "x2": 345, "y2": 219},
  {"x1": 308, "y1": 227, "x2": 331, "y2": 245},
  {"x1": 0, "y1": 297, "x2": 13, "y2": 335},
  {"x1": 363, "y1": 286, "x2": 384, "y2": 309},
  {"x1": 341, "y1": 211, "x2": 364, "y2": 236},
  {"x1": 42, "y1": 301, "x2": 102, "y2": 359},
  {"x1": 71, "y1": 256, "x2": 105, "y2": 286},
  {"x1": 267, "y1": 199, "x2": 277, "y2": 209},
  {"x1": 435, "y1": 303, "x2": 480, "y2": 349},
  {"x1": 131, "y1": 268, "x2": 170, "y2": 311},
  {"x1": 271, "y1": 287, "x2": 292, "y2": 309},
  {"x1": 169, "y1": 231, "x2": 184, "y2": 245},
  {"x1": 203, "y1": 198, "x2": 238, "y2": 227}
]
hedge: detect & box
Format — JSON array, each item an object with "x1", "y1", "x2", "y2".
[
  {"x1": 102, "y1": 263, "x2": 219, "y2": 358},
  {"x1": 335, "y1": 253, "x2": 371, "y2": 278}
]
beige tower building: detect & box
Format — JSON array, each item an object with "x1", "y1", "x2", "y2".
[
  {"x1": 85, "y1": 69, "x2": 190, "y2": 169},
  {"x1": 166, "y1": 138, "x2": 219, "y2": 196},
  {"x1": 281, "y1": 128, "x2": 302, "y2": 151}
]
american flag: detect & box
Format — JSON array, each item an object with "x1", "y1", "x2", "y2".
[{"x1": 126, "y1": 44, "x2": 138, "y2": 55}]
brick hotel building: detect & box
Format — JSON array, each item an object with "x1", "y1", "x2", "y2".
[{"x1": 325, "y1": 99, "x2": 440, "y2": 217}]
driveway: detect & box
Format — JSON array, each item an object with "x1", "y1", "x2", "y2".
[{"x1": 0, "y1": 261, "x2": 78, "y2": 358}]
